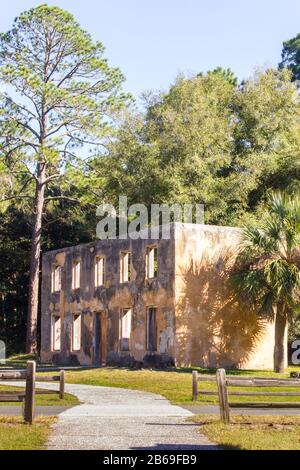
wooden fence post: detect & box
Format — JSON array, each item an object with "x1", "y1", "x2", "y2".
[
  {"x1": 216, "y1": 368, "x2": 230, "y2": 424},
  {"x1": 24, "y1": 360, "x2": 36, "y2": 424},
  {"x1": 59, "y1": 370, "x2": 65, "y2": 399},
  {"x1": 192, "y1": 370, "x2": 198, "y2": 401}
]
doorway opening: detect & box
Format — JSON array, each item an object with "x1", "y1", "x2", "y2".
[{"x1": 93, "y1": 312, "x2": 107, "y2": 366}]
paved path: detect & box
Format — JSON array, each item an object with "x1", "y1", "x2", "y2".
[
  {"x1": 2, "y1": 401, "x2": 299, "y2": 418},
  {"x1": 2, "y1": 381, "x2": 300, "y2": 449},
  {"x1": 0, "y1": 405, "x2": 71, "y2": 416},
  {"x1": 183, "y1": 404, "x2": 300, "y2": 416},
  {"x1": 9, "y1": 381, "x2": 217, "y2": 450}
]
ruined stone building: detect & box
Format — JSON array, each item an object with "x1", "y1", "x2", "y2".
[{"x1": 41, "y1": 223, "x2": 280, "y2": 369}]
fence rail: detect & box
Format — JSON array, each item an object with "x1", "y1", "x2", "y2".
[
  {"x1": 0, "y1": 362, "x2": 66, "y2": 423},
  {"x1": 192, "y1": 369, "x2": 300, "y2": 423}
]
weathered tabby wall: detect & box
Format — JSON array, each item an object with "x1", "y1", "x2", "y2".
[
  {"x1": 41, "y1": 223, "x2": 283, "y2": 370},
  {"x1": 173, "y1": 224, "x2": 282, "y2": 370},
  {"x1": 41, "y1": 233, "x2": 176, "y2": 366}
]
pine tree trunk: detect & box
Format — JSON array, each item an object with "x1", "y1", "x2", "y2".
[
  {"x1": 26, "y1": 165, "x2": 45, "y2": 354},
  {"x1": 273, "y1": 306, "x2": 287, "y2": 373}
]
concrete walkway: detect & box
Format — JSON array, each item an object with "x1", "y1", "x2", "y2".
[
  {"x1": 32, "y1": 382, "x2": 218, "y2": 450},
  {"x1": 0, "y1": 405, "x2": 71, "y2": 416},
  {"x1": 183, "y1": 404, "x2": 300, "y2": 416}
]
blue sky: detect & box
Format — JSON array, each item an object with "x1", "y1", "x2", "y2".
[{"x1": 1, "y1": 1, "x2": 300, "y2": 99}]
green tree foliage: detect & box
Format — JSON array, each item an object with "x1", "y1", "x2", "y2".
[
  {"x1": 279, "y1": 33, "x2": 300, "y2": 80},
  {"x1": 0, "y1": 7, "x2": 299, "y2": 357},
  {"x1": 289, "y1": 316, "x2": 300, "y2": 344},
  {"x1": 99, "y1": 69, "x2": 299, "y2": 226},
  {"x1": 0, "y1": 4, "x2": 129, "y2": 352},
  {"x1": 0, "y1": 197, "x2": 94, "y2": 354},
  {"x1": 207, "y1": 66, "x2": 238, "y2": 86},
  {"x1": 233, "y1": 192, "x2": 300, "y2": 372},
  {"x1": 232, "y1": 69, "x2": 300, "y2": 215},
  {"x1": 0, "y1": 207, "x2": 31, "y2": 354},
  {"x1": 98, "y1": 72, "x2": 237, "y2": 223}
]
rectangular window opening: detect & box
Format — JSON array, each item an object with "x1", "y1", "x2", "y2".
[
  {"x1": 146, "y1": 246, "x2": 158, "y2": 279},
  {"x1": 147, "y1": 307, "x2": 157, "y2": 352},
  {"x1": 120, "y1": 308, "x2": 132, "y2": 351},
  {"x1": 72, "y1": 260, "x2": 81, "y2": 290},
  {"x1": 51, "y1": 315, "x2": 61, "y2": 351},
  {"x1": 72, "y1": 313, "x2": 81, "y2": 351},
  {"x1": 120, "y1": 252, "x2": 131, "y2": 283},
  {"x1": 95, "y1": 256, "x2": 105, "y2": 287},
  {"x1": 51, "y1": 265, "x2": 62, "y2": 293}
]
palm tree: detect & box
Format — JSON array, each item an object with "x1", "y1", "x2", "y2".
[{"x1": 234, "y1": 192, "x2": 300, "y2": 372}]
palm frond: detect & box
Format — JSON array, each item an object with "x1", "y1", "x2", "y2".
[
  {"x1": 259, "y1": 291, "x2": 275, "y2": 320},
  {"x1": 234, "y1": 190, "x2": 300, "y2": 322},
  {"x1": 233, "y1": 268, "x2": 266, "y2": 301},
  {"x1": 268, "y1": 192, "x2": 288, "y2": 221},
  {"x1": 269, "y1": 191, "x2": 300, "y2": 255},
  {"x1": 240, "y1": 226, "x2": 272, "y2": 254}
]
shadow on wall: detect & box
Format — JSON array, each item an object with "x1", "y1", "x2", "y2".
[{"x1": 176, "y1": 248, "x2": 267, "y2": 368}]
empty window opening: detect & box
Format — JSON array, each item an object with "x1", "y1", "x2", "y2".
[
  {"x1": 146, "y1": 246, "x2": 158, "y2": 279},
  {"x1": 120, "y1": 308, "x2": 132, "y2": 351},
  {"x1": 51, "y1": 265, "x2": 62, "y2": 293},
  {"x1": 52, "y1": 315, "x2": 61, "y2": 351},
  {"x1": 95, "y1": 256, "x2": 105, "y2": 287},
  {"x1": 72, "y1": 260, "x2": 81, "y2": 289},
  {"x1": 147, "y1": 307, "x2": 157, "y2": 352},
  {"x1": 72, "y1": 313, "x2": 81, "y2": 351},
  {"x1": 120, "y1": 252, "x2": 131, "y2": 283}
]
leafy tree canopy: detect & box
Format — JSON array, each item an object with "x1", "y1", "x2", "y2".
[
  {"x1": 205, "y1": 66, "x2": 238, "y2": 87},
  {"x1": 279, "y1": 32, "x2": 300, "y2": 81},
  {"x1": 0, "y1": 3, "x2": 130, "y2": 199},
  {"x1": 95, "y1": 69, "x2": 299, "y2": 226},
  {"x1": 0, "y1": 4, "x2": 130, "y2": 352}
]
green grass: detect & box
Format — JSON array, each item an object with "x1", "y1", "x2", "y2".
[
  {"x1": 2, "y1": 353, "x2": 38, "y2": 368},
  {"x1": 192, "y1": 414, "x2": 300, "y2": 450},
  {"x1": 2, "y1": 353, "x2": 56, "y2": 368},
  {"x1": 0, "y1": 416, "x2": 56, "y2": 450},
  {"x1": 44, "y1": 365, "x2": 300, "y2": 405},
  {"x1": 0, "y1": 385, "x2": 79, "y2": 406},
  {"x1": 4, "y1": 354, "x2": 300, "y2": 406}
]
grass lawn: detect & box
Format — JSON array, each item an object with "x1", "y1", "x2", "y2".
[
  {"x1": 192, "y1": 414, "x2": 300, "y2": 450},
  {"x1": 43, "y1": 365, "x2": 300, "y2": 405},
  {"x1": 0, "y1": 355, "x2": 79, "y2": 406},
  {"x1": 2, "y1": 353, "x2": 38, "y2": 368},
  {"x1": 5, "y1": 355, "x2": 300, "y2": 406},
  {"x1": 0, "y1": 416, "x2": 56, "y2": 450},
  {"x1": 0, "y1": 385, "x2": 79, "y2": 406}
]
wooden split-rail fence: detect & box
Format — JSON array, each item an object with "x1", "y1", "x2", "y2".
[
  {"x1": 0, "y1": 361, "x2": 65, "y2": 424},
  {"x1": 192, "y1": 368, "x2": 300, "y2": 423}
]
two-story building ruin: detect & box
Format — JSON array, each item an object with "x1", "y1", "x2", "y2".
[{"x1": 41, "y1": 223, "x2": 281, "y2": 369}]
